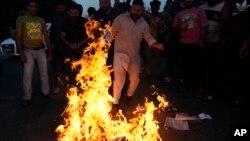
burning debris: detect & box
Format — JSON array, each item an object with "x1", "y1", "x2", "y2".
[{"x1": 56, "y1": 20, "x2": 169, "y2": 141}]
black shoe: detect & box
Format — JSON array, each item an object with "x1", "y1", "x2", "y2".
[
  {"x1": 22, "y1": 99, "x2": 31, "y2": 107},
  {"x1": 43, "y1": 94, "x2": 51, "y2": 99},
  {"x1": 110, "y1": 104, "x2": 120, "y2": 117},
  {"x1": 125, "y1": 95, "x2": 133, "y2": 106}
]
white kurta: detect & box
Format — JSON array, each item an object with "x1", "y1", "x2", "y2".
[{"x1": 111, "y1": 13, "x2": 157, "y2": 104}]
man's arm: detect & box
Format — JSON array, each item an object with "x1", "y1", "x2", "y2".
[
  {"x1": 150, "y1": 43, "x2": 164, "y2": 51},
  {"x1": 16, "y1": 28, "x2": 26, "y2": 63},
  {"x1": 143, "y1": 24, "x2": 164, "y2": 51},
  {"x1": 43, "y1": 24, "x2": 52, "y2": 61},
  {"x1": 60, "y1": 32, "x2": 77, "y2": 50},
  {"x1": 16, "y1": 17, "x2": 26, "y2": 63}
]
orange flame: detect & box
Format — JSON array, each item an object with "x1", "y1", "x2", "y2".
[{"x1": 56, "y1": 20, "x2": 169, "y2": 141}]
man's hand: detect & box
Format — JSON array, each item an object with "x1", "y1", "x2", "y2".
[
  {"x1": 70, "y1": 44, "x2": 78, "y2": 50},
  {"x1": 47, "y1": 52, "x2": 53, "y2": 62},
  {"x1": 20, "y1": 54, "x2": 27, "y2": 63},
  {"x1": 240, "y1": 37, "x2": 250, "y2": 60},
  {"x1": 151, "y1": 43, "x2": 164, "y2": 51},
  {"x1": 240, "y1": 44, "x2": 249, "y2": 60}
]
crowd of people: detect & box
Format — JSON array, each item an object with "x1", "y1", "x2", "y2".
[{"x1": 1, "y1": 0, "x2": 249, "y2": 110}]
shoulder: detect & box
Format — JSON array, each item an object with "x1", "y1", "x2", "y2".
[
  {"x1": 194, "y1": 7, "x2": 206, "y2": 13},
  {"x1": 36, "y1": 16, "x2": 45, "y2": 23},
  {"x1": 114, "y1": 13, "x2": 127, "y2": 21},
  {"x1": 110, "y1": 8, "x2": 120, "y2": 16},
  {"x1": 17, "y1": 15, "x2": 26, "y2": 21},
  {"x1": 81, "y1": 17, "x2": 88, "y2": 23},
  {"x1": 200, "y1": 3, "x2": 208, "y2": 9},
  {"x1": 94, "y1": 9, "x2": 102, "y2": 17},
  {"x1": 140, "y1": 17, "x2": 148, "y2": 24}
]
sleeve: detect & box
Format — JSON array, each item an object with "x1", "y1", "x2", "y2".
[
  {"x1": 111, "y1": 16, "x2": 121, "y2": 37},
  {"x1": 199, "y1": 9, "x2": 208, "y2": 27},
  {"x1": 143, "y1": 23, "x2": 157, "y2": 46},
  {"x1": 173, "y1": 13, "x2": 180, "y2": 29},
  {"x1": 41, "y1": 18, "x2": 47, "y2": 30},
  {"x1": 16, "y1": 16, "x2": 23, "y2": 30}
]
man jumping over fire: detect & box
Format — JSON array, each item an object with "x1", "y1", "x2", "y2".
[{"x1": 111, "y1": 0, "x2": 164, "y2": 112}]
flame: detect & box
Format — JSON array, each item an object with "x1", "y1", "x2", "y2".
[{"x1": 56, "y1": 20, "x2": 169, "y2": 141}]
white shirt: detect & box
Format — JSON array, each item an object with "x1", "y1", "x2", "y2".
[{"x1": 112, "y1": 13, "x2": 156, "y2": 58}]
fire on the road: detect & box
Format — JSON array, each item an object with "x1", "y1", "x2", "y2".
[{"x1": 56, "y1": 20, "x2": 169, "y2": 141}]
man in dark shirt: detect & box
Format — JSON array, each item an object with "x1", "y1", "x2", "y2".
[
  {"x1": 222, "y1": 0, "x2": 250, "y2": 105},
  {"x1": 94, "y1": 0, "x2": 120, "y2": 27},
  {"x1": 50, "y1": 1, "x2": 67, "y2": 94},
  {"x1": 61, "y1": 3, "x2": 88, "y2": 59},
  {"x1": 61, "y1": 3, "x2": 88, "y2": 85}
]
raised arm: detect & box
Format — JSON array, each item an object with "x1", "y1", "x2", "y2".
[{"x1": 16, "y1": 17, "x2": 26, "y2": 63}]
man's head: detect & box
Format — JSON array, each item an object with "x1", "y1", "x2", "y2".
[
  {"x1": 87, "y1": 7, "x2": 96, "y2": 17},
  {"x1": 68, "y1": 3, "x2": 80, "y2": 20},
  {"x1": 26, "y1": 0, "x2": 38, "y2": 16},
  {"x1": 99, "y1": 0, "x2": 111, "y2": 11},
  {"x1": 183, "y1": 0, "x2": 193, "y2": 8},
  {"x1": 130, "y1": 0, "x2": 144, "y2": 21},
  {"x1": 77, "y1": 4, "x2": 83, "y2": 17},
  {"x1": 150, "y1": 0, "x2": 161, "y2": 15},
  {"x1": 55, "y1": 2, "x2": 66, "y2": 17}
]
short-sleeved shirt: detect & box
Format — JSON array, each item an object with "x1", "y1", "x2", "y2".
[
  {"x1": 61, "y1": 17, "x2": 87, "y2": 44},
  {"x1": 61, "y1": 17, "x2": 88, "y2": 58},
  {"x1": 16, "y1": 15, "x2": 46, "y2": 49},
  {"x1": 174, "y1": 7, "x2": 208, "y2": 44}
]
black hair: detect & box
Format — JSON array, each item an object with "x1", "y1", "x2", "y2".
[
  {"x1": 132, "y1": 0, "x2": 144, "y2": 7},
  {"x1": 25, "y1": 0, "x2": 38, "y2": 6},
  {"x1": 87, "y1": 7, "x2": 96, "y2": 14},
  {"x1": 77, "y1": 4, "x2": 83, "y2": 16},
  {"x1": 54, "y1": 0, "x2": 65, "y2": 8},
  {"x1": 68, "y1": 3, "x2": 79, "y2": 10},
  {"x1": 150, "y1": 0, "x2": 161, "y2": 8}
]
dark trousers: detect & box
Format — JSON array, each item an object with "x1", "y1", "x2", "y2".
[
  {"x1": 222, "y1": 41, "x2": 250, "y2": 101},
  {"x1": 165, "y1": 45, "x2": 176, "y2": 78},
  {"x1": 180, "y1": 43, "x2": 205, "y2": 89},
  {"x1": 204, "y1": 41, "x2": 221, "y2": 96}
]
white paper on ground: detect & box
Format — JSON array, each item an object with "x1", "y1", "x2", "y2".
[
  {"x1": 175, "y1": 113, "x2": 200, "y2": 121},
  {"x1": 164, "y1": 117, "x2": 189, "y2": 130},
  {"x1": 198, "y1": 113, "x2": 212, "y2": 120}
]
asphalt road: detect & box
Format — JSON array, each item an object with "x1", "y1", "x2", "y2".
[{"x1": 0, "y1": 56, "x2": 249, "y2": 141}]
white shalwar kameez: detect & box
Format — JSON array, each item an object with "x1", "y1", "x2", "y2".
[{"x1": 111, "y1": 13, "x2": 157, "y2": 104}]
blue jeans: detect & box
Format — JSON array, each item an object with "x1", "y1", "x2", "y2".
[{"x1": 23, "y1": 49, "x2": 50, "y2": 100}]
